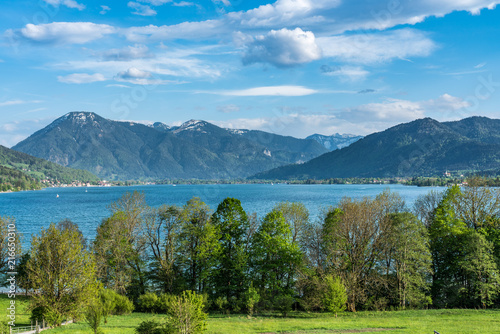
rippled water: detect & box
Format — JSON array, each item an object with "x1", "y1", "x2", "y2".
[{"x1": 0, "y1": 184, "x2": 443, "y2": 244}]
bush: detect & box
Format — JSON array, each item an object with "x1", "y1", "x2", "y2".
[
  {"x1": 135, "y1": 319, "x2": 173, "y2": 334},
  {"x1": 156, "y1": 293, "x2": 174, "y2": 314},
  {"x1": 165, "y1": 290, "x2": 207, "y2": 334},
  {"x1": 139, "y1": 292, "x2": 159, "y2": 313},
  {"x1": 322, "y1": 275, "x2": 347, "y2": 317},
  {"x1": 214, "y1": 296, "x2": 228, "y2": 314},
  {"x1": 114, "y1": 293, "x2": 135, "y2": 315},
  {"x1": 85, "y1": 303, "x2": 103, "y2": 334},
  {"x1": 274, "y1": 294, "x2": 294, "y2": 317},
  {"x1": 244, "y1": 285, "x2": 260, "y2": 316},
  {"x1": 99, "y1": 288, "x2": 116, "y2": 323}
]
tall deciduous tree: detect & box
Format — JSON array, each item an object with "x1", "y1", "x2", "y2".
[
  {"x1": 322, "y1": 190, "x2": 404, "y2": 312},
  {"x1": 93, "y1": 191, "x2": 148, "y2": 297},
  {"x1": 27, "y1": 222, "x2": 99, "y2": 326},
  {"x1": 144, "y1": 205, "x2": 182, "y2": 293},
  {"x1": 429, "y1": 185, "x2": 466, "y2": 308},
  {"x1": 211, "y1": 198, "x2": 249, "y2": 301},
  {"x1": 387, "y1": 212, "x2": 432, "y2": 309},
  {"x1": 251, "y1": 210, "x2": 303, "y2": 299},
  {"x1": 178, "y1": 197, "x2": 219, "y2": 294}
]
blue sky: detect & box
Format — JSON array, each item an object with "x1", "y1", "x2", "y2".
[{"x1": 1, "y1": 0, "x2": 500, "y2": 147}]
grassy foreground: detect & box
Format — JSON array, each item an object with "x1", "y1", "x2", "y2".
[{"x1": 42, "y1": 309, "x2": 500, "y2": 334}]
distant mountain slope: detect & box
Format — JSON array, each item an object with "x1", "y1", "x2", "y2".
[
  {"x1": 12, "y1": 112, "x2": 328, "y2": 180},
  {"x1": 252, "y1": 117, "x2": 500, "y2": 180},
  {"x1": 306, "y1": 133, "x2": 363, "y2": 150},
  {"x1": 0, "y1": 144, "x2": 99, "y2": 184}
]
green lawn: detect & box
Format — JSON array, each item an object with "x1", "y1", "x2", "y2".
[
  {"x1": 0, "y1": 293, "x2": 33, "y2": 327},
  {"x1": 43, "y1": 309, "x2": 500, "y2": 334}
]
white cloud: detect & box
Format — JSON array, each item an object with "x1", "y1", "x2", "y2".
[
  {"x1": 227, "y1": 0, "x2": 340, "y2": 28},
  {"x1": 54, "y1": 48, "x2": 223, "y2": 80},
  {"x1": 58, "y1": 73, "x2": 107, "y2": 84},
  {"x1": 128, "y1": 2, "x2": 157, "y2": 16},
  {"x1": 0, "y1": 100, "x2": 43, "y2": 107},
  {"x1": 124, "y1": 20, "x2": 225, "y2": 42},
  {"x1": 217, "y1": 104, "x2": 240, "y2": 113},
  {"x1": 320, "y1": 65, "x2": 369, "y2": 81},
  {"x1": 474, "y1": 62, "x2": 487, "y2": 69},
  {"x1": 215, "y1": 85, "x2": 318, "y2": 97},
  {"x1": 100, "y1": 44, "x2": 153, "y2": 61},
  {"x1": 114, "y1": 67, "x2": 170, "y2": 85},
  {"x1": 12, "y1": 22, "x2": 115, "y2": 45},
  {"x1": 106, "y1": 84, "x2": 131, "y2": 88},
  {"x1": 242, "y1": 28, "x2": 321, "y2": 67},
  {"x1": 100, "y1": 5, "x2": 111, "y2": 14},
  {"x1": 43, "y1": 0, "x2": 85, "y2": 10},
  {"x1": 341, "y1": 94, "x2": 471, "y2": 122},
  {"x1": 317, "y1": 29, "x2": 437, "y2": 64},
  {"x1": 173, "y1": 1, "x2": 194, "y2": 6},
  {"x1": 137, "y1": 0, "x2": 172, "y2": 5}
]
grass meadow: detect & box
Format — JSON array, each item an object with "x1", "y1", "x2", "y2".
[{"x1": 39, "y1": 309, "x2": 500, "y2": 334}]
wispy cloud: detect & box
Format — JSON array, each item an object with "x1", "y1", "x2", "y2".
[
  {"x1": 100, "y1": 5, "x2": 111, "y2": 14},
  {"x1": 43, "y1": 0, "x2": 85, "y2": 10},
  {"x1": 0, "y1": 100, "x2": 43, "y2": 107},
  {"x1": 7, "y1": 22, "x2": 116, "y2": 45},
  {"x1": 128, "y1": 2, "x2": 157, "y2": 16},
  {"x1": 58, "y1": 73, "x2": 107, "y2": 84},
  {"x1": 317, "y1": 29, "x2": 436, "y2": 64},
  {"x1": 211, "y1": 86, "x2": 319, "y2": 97}
]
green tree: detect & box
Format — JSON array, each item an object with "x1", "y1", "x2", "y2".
[
  {"x1": 388, "y1": 212, "x2": 432, "y2": 309},
  {"x1": 211, "y1": 198, "x2": 249, "y2": 302},
  {"x1": 429, "y1": 185, "x2": 467, "y2": 308},
  {"x1": 94, "y1": 191, "x2": 149, "y2": 298},
  {"x1": 321, "y1": 190, "x2": 405, "y2": 312},
  {"x1": 179, "y1": 198, "x2": 219, "y2": 294},
  {"x1": 144, "y1": 205, "x2": 183, "y2": 294},
  {"x1": 459, "y1": 230, "x2": 500, "y2": 308},
  {"x1": 26, "y1": 222, "x2": 99, "y2": 326},
  {"x1": 251, "y1": 210, "x2": 303, "y2": 300},
  {"x1": 322, "y1": 275, "x2": 347, "y2": 317}
]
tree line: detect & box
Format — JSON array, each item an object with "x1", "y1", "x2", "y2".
[{"x1": 1, "y1": 177, "x2": 499, "y2": 330}]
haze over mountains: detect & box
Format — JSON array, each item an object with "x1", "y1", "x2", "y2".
[
  {"x1": 253, "y1": 116, "x2": 500, "y2": 180},
  {"x1": 12, "y1": 112, "x2": 328, "y2": 180}
]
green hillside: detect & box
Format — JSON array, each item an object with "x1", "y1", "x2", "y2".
[
  {"x1": 253, "y1": 116, "x2": 500, "y2": 180},
  {"x1": 0, "y1": 145, "x2": 99, "y2": 185}
]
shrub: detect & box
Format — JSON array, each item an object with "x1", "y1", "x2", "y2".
[
  {"x1": 85, "y1": 303, "x2": 103, "y2": 334},
  {"x1": 135, "y1": 319, "x2": 173, "y2": 334},
  {"x1": 274, "y1": 294, "x2": 294, "y2": 317},
  {"x1": 139, "y1": 292, "x2": 159, "y2": 313},
  {"x1": 99, "y1": 288, "x2": 116, "y2": 323},
  {"x1": 114, "y1": 293, "x2": 135, "y2": 315},
  {"x1": 244, "y1": 285, "x2": 260, "y2": 316},
  {"x1": 156, "y1": 293, "x2": 174, "y2": 314},
  {"x1": 214, "y1": 296, "x2": 228, "y2": 314},
  {"x1": 322, "y1": 275, "x2": 347, "y2": 317},
  {"x1": 165, "y1": 290, "x2": 207, "y2": 334}
]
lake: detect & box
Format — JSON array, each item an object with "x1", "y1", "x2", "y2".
[{"x1": 0, "y1": 184, "x2": 443, "y2": 244}]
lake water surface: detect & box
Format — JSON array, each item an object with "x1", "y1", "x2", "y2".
[{"x1": 0, "y1": 184, "x2": 443, "y2": 244}]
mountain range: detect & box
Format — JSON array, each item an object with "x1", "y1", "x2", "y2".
[
  {"x1": 12, "y1": 112, "x2": 328, "y2": 180},
  {"x1": 252, "y1": 116, "x2": 500, "y2": 180},
  {"x1": 306, "y1": 133, "x2": 363, "y2": 150}
]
